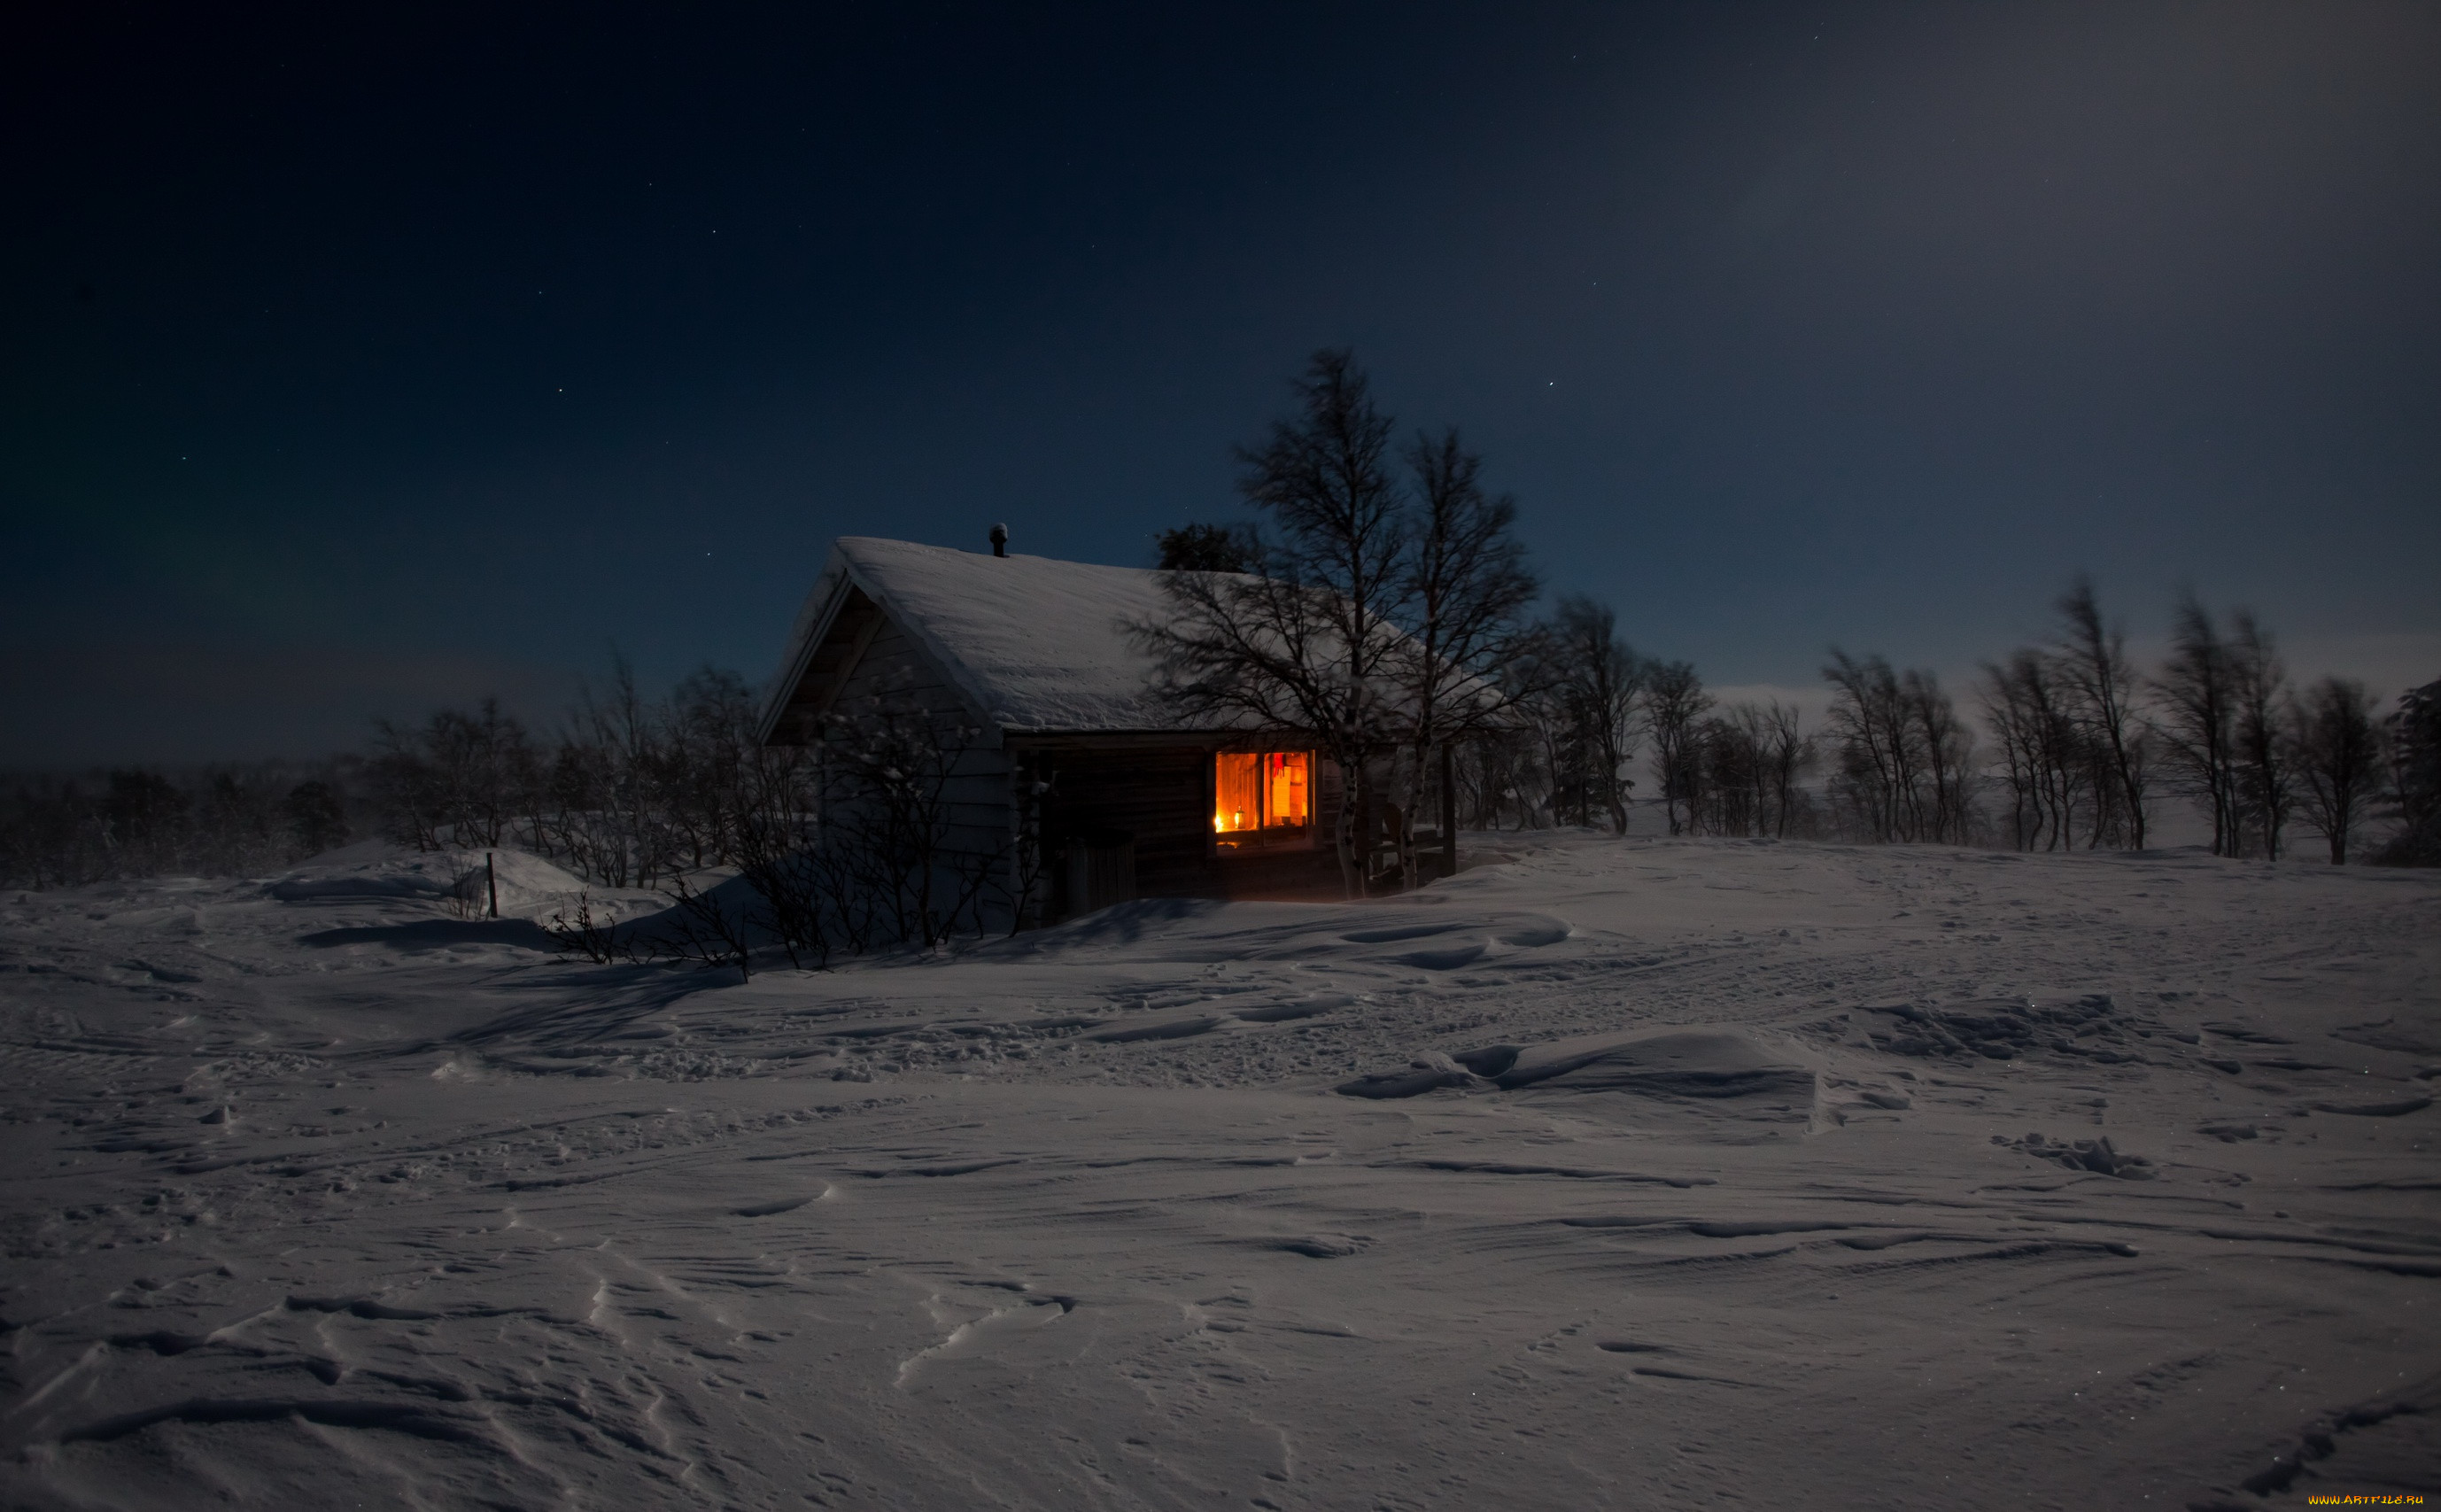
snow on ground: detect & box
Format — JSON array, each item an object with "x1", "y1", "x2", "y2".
[{"x1": 1, "y1": 834, "x2": 2436, "y2": 1510}]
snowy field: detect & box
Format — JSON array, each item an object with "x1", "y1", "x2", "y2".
[{"x1": 2, "y1": 834, "x2": 2436, "y2": 1510}]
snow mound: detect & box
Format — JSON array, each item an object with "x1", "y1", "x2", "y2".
[
  {"x1": 267, "y1": 844, "x2": 605, "y2": 919},
  {"x1": 1492, "y1": 1027, "x2": 1816, "y2": 1098},
  {"x1": 1859, "y1": 993, "x2": 2161, "y2": 1064},
  {"x1": 267, "y1": 841, "x2": 464, "y2": 902},
  {"x1": 1338, "y1": 1026, "x2": 1817, "y2": 1113}
]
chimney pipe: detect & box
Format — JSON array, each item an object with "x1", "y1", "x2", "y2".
[{"x1": 989, "y1": 523, "x2": 1009, "y2": 558}]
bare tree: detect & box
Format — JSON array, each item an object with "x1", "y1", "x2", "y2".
[
  {"x1": 1140, "y1": 568, "x2": 1386, "y2": 895},
  {"x1": 1981, "y1": 652, "x2": 2050, "y2": 850},
  {"x1": 1823, "y1": 650, "x2": 1917, "y2": 842},
  {"x1": 1905, "y1": 668, "x2": 1975, "y2": 844},
  {"x1": 1135, "y1": 350, "x2": 1412, "y2": 895},
  {"x1": 1690, "y1": 711, "x2": 1754, "y2": 836},
  {"x1": 1391, "y1": 427, "x2": 1541, "y2": 880},
  {"x1": 1545, "y1": 598, "x2": 1642, "y2": 834},
  {"x1": 658, "y1": 667, "x2": 756, "y2": 872},
  {"x1": 2230, "y1": 612, "x2": 2292, "y2": 860},
  {"x1": 569, "y1": 657, "x2": 671, "y2": 886},
  {"x1": 730, "y1": 739, "x2": 831, "y2": 966},
  {"x1": 283, "y1": 779, "x2": 350, "y2": 856},
  {"x1": 368, "y1": 698, "x2": 538, "y2": 852},
  {"x1": 1980, "y1": 650, "x2": 2088, "y2": 851},
  {"x1": 368, "y1": 724, "x2": 443, "y2": 852},
  {"x1": 1692, "y1": 703, "x2": 1817, "y2": 840},
  {"x1": 641, "y1": 872, "x2": 760, "y2": 982},
  {"x1": 2152, "y1": 595, "x2": 2242, "y2": 857},
  {"x1": 2052, "y1": 578, "x2": 2150, "y2": 848},
  {"x1": 1455, "y1": 703, "x2": 1554, "y2": 832},
  {"x1": 2290, "y1": 677, "x2": 2384, "y2": 865},
  {"x1": 188, "y1": 769, "x2": 287, "y2": 876},
  {"x1": 1497, "y1": 637, "x2": 1577, "y2": 827},
  {"x1": 1825, "y1": 650, "x2": 1971, "y2": 844},
  {"x1": 1756, "y1": 702, "x2": 1817, "y2": 838},
  {"x1": 2379, "y1": 678, "x2": 2441, "y2": 865},
  {"x1": 1142, "y1": 353, "x2": 1570, "y2": 886},
  {"x1": 1645, "y1": 660, "x2": 1711, "y2": 836}
]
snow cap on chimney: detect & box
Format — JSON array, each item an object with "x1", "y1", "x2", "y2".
[{"x1": 988, "y1": 523, "x2": 1009, "y2": 557}]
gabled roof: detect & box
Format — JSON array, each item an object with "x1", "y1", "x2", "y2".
[{"x1": 758, "y1": 537, "x2": 1213, "y2": 742}]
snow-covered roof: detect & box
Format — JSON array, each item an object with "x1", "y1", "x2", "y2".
[{"x1": 759, "y1": 537, "x2": 1217, "y2": 740}]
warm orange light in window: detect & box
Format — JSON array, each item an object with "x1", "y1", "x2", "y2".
[{"x1": 1214, "y1": 752, "x2": 1310, "y2": 834}]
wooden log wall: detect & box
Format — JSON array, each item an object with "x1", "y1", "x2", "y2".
[
  {"x1": 825, "y1": 625, "x2": 1013, "y2": 882},
  {"x1": 1027, "y1": 744, "x2": 1344, "y2": 911}
]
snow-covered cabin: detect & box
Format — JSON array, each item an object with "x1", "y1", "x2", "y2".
[{"x1": 756, "y1": 536, "x2": 1346, "y2": 922}]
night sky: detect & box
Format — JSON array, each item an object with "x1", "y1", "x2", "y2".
[{"x1": 5, "y1": 2, "x2": 2436, "y2": 765}]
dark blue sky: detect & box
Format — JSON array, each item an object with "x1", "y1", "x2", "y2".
[{"x1": 5, "y1": 2, "x2": 2436, "y2": 764}]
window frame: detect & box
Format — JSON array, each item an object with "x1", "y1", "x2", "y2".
[{"x1": 1211, "y1": 748, "x2": 1317, "y2": 856}]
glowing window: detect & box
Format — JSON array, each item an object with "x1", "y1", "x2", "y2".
[{"x1": 1214, "y1": 751, "x2": 1311, "y2": 834}]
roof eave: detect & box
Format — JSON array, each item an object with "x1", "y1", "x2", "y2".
[{"x1": 754, "y1": 549, "x2": 856, "y2": 745}]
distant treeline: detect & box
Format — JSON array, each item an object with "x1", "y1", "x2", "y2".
[
  {"x1": 0, "y1": 665, "x2": 784, "y2": 896},
  {"x1": 1445, "y1": 579, "x2": 2437, "y2": 868},
  {"x1": 3, "y1": 600, "x2": 2432, "y2": 898},
  {"x1": 0, "y1": 759, "x2": 362, "y2": 890},
  {"x1": 0, "y1": 669, "x2": 789, "y2": 897}
]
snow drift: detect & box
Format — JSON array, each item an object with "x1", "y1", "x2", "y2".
[{"x1": 2, "y1": 833, "x2": 2436, "y2": 1509}]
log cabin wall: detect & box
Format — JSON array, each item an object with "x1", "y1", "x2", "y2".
[
  {"x1": 822, "y1": 620, "x2": 1013, "y2": 886},
  {"x1": 1029, "y1": 744, "x2": 1213, "y2": 900},
  {"x1": 1021, "y1": 742, "x2": 1344, "y2": 912}
]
